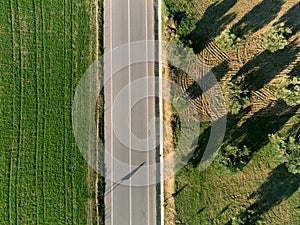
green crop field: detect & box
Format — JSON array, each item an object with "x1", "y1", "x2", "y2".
[{"x1": 0, "y1": 0, "x2": 102, "y2": 224}]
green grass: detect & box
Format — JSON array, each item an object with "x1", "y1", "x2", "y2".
[
  {"x1": 0, "y1": 0, "x2": 101, "y2": 224},
  {"x1": 174, "y1": 115, "x2": 300, "y2": 224},
  {"x1": 175, "y1": 119, "x2": 300, "y2": 225}
]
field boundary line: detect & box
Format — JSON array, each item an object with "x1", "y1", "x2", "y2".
[{"x1": 86, "y1": 1, "x2": 93, "y2": 224}]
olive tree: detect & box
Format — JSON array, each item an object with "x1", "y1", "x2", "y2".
[
  {"x1": 263, "y1": 23, "x2": 292, "y2": 53},
  {"x1": 215, "y1": 28, "x2": 244, "y2": 51},
  {"x1": 270, "y1": 77, "x2": 300, "y2": 106},
  {"x1": 222, "y1": 80, "x2": 251, "y2": 115},
  {"x1": 269, "y1": 133, "x2": 300, "y2": 174}
]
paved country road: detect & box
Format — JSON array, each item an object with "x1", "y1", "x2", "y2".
[{"x1": 103, "y1": 0, "x2": 161, "y2": 224}]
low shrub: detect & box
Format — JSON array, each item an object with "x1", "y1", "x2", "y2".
[
  {"x1": 269, "y1": 133, "x2": 300, "y2": 174},
  {"x1": 222, "y1": 79, "x2": 251, "y2": 115},
  {"x1": 263, "y1": 23, "x2": 292, "y2": 53},
  {"x1": 269, "y1": 77, "x2": 300, "y2": 106},
  {"x1": 215, "y1": 28, "x2": 244, "y2": 51},
  {"x1": 218, "y1": 144, "x2": 250, "y2": 171}
]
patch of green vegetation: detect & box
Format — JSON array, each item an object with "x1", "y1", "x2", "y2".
[
  {"x1": 216, "y1": 145, "x2": 250, "y2": 171},
  {"x1": 263, "y1": 23, "x2": 292, "y2": 53},
  {"x1": 166, "y1": 37, "x2": 194, "y2": 68},
  {"x1": 171, "y1": 111, "x2": 181, "y2": 148},
  {"x1": 175, "y1": 131, "x2": 300, "y2": 224},
  {"x1": 164, "y1": 0, "x2": 198, "y2": 43},
  {"x1": 215, "y1": 28, "x2": 244, "y2": 51},
  {"x1": 222, "y1": 79, "x2": 251, "y2": 115},
  {"x1": 269, "y1": 133, "x2": 300, "y2": 174},
  {"x1": 270, "y1": 77, "x2": 300, "y2": 106}
]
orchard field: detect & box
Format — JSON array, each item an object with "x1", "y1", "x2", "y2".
[
  {"x1": 163, "y1": 0, "x2": 300, "y2": 224},
  {"x1": 0, "y1": 0, "x2": 101, "y2": 224}
]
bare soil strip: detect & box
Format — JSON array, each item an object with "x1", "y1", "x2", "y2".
[
  {"x1": 86, "y1": 0, "x2": 100, "y2": 224},
  {"x1": 163, "y1": 66, "x2": 176, "y2": 225}
]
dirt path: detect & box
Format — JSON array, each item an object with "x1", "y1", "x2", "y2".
[
  {"x1": 86, "y1": 0, "x2": 100, "y2": 224},
  {"x1": 163, "y1": 66, "x2": 176, "y2": 225}
]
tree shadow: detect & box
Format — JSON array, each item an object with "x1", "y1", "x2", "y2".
[
  {"x1": 235, "y1": 164, "x2": 300, "y2": 224},
  {"x1": 211, "y1": 61, "x2": 230, "y2": 82},
  {"x1": 287, "y1": 61, "x2": 300, "y2": 78},
  {"x1": 217, "y1": 204, "x2": 231, "y2": 217},
  {"x1": 188, "y1": 125, "x2": 211, "y2": 167},
  {"x1": 236, "y1": 41, "x2": 300, "y2": 90},
  {"x1": 185, "y1": 80, "x2": 203, "y2": 100},
  {"x1": 184, "y1": 61, "x2": 230, "y2": 100},
  {"x1": 233, "y1": 0, "x2": 284, "y2": 36},
  {"x1": 196, "y1": 207, "x2": 206, "y2": 215},
  {"x1": 190, "y1": 0, "x2": 237, "y2": 53},
  {"x1": 224, "y1": 99, "x2": 300, "y2": 169},
  {"x1": 287, "y1": 119, "x2": 300, "y2": 142},
  {"x1": 172, "y1": 185, "x2": 187, "y2": 198},
  {"x1": 275, "y1": 2, "x2": 300, "y2": 34}
]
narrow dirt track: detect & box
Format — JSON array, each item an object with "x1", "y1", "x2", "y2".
[{"x1": 86, "y1": 0, "x2": 100, "y2": 224}]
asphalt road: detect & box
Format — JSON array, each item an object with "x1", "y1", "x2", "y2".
[{"x1": 103, "y1": 0, "x2": 158, "y2": 224}]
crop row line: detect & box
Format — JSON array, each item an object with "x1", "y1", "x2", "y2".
[
  {"x1": 33, "y1": 1, "x2": 40, "y2": 224},
  {"x1": 63, "y1": 0, "x2": 68, "y2": 223},
  {"x1": 71, "y1": 2, "x2": 76, "y2": 223},
  {"x1": 41, "y1": 0, "x2": 46, "y2": 221},
  {"x1": 9, "y1": 0, "x2": 15, "y2": 62},
  {"x1": 8, "y1": 1, "x2": 16, "y2": 224},
  {"x1": 16, "y1": 0, "x2": 22, "y2": 224}
]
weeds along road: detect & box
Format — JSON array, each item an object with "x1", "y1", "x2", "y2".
[{"x1": 103, "y1": 0, "x2": 161, "y2": 224}]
